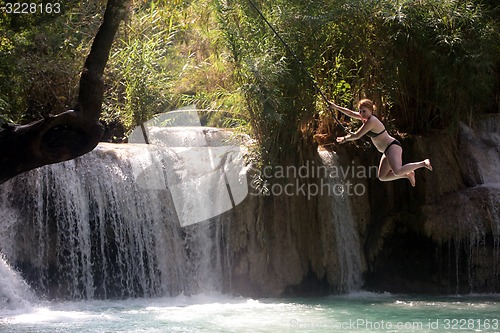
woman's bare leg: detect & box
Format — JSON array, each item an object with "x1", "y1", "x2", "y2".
[
  {"x1": 379, "y1": 145, "x2": 431, "y2": 186},
  {"x1": 378, "y1": 150, "x2": 412, "y2": 183}
]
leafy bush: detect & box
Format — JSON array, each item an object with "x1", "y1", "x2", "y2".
[
  {"x1": 217, "y1": 0, "x2": 498, "y2": 146},
  {"x1": 1, "y1": 0, "x2": 497, "y2": 152}
]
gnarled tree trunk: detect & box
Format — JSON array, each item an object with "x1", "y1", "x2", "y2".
[{"x1": 0, "y1": 0, "x2": 130, "y2": 184}]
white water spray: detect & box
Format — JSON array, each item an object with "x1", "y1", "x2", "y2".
[
  {"x1": 318, "y1": 150, "x2": 364, "y2": 292},
  {"x1": 0, "y1": 255, "x2": 33, "y2": 310}
]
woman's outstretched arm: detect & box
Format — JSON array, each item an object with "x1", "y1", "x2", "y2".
[
  {"x1": 336, "y1": 120, "x2": 374, "y2": 143},
  {"x1": 328, "y1": 101, "x2": 362, "y2": 120}
]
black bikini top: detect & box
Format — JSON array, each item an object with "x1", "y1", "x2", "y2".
[
  {"x1": 366, "y1": 128, "x2": 386, "y2": 138},
  {"x1": 365, "y1": 116, "x2": 386, "y2": 138}
]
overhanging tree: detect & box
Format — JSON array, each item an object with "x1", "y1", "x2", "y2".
[{"x1": 0, "y1": 0, "x2": 130, "y2": 184}]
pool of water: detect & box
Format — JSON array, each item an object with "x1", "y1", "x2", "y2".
[{"x1": 1, "y1": 292, "x2": 499, "y2": 332}]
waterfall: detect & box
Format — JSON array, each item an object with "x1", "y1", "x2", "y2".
[
  {"x1": 0, "y1": 201, "x2": 34, "y2": 309},
  {"x1": 0, "y1": 255, "x2": 34, "y2": 309},
  {"x1": 0, "y1": 141, "x2": 231, "y2": 300},
  {"x1": 318, "y1": 150, "x2": 364, "y2": 292},
  {"x1": 0, "y1": 122, "x2": 365, "y2": 300}
]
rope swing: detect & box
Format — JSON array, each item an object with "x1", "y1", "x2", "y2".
[{"x1": 246, "y1": 0, "x2": 352, "y2": 135}]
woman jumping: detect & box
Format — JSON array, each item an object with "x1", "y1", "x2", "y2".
[{"x1": 329, "y1": 99, "x2": 432, "y2": 187}]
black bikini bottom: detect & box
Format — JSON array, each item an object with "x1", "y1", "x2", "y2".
[{"x1": 384, "y1": 139, "x2": 402, "y2": 155}]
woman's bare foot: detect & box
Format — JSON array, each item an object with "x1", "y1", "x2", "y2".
[
  {"x1": 424, "y1": 159, "x2": 432, "y2": 171},
  {"x1": 407, "y1": 171, "x2": 416, "y2": 187}
]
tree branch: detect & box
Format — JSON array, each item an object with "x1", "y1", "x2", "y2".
[{"x1": 0, "y1": 0, "x2": 130, "y2": 185}]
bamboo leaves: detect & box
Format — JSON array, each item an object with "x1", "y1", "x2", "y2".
[{"x1": 105, "y1": 7, "x2": 176, "y2": 130}]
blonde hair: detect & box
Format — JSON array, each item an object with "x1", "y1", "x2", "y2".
[{"x1": 357, "y1": 99, "x2": 377, "y2": 113}]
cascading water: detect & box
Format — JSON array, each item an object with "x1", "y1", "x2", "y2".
[
  {"x1": 318, "y1": 150, "x2": 364, "y2": 292},
  {"x1": 0, "y1": 255, "x2": 34, "y2": 310},
  {"x1": 0, "y1": 138, "x2": 233, "y2": 301},
  {"x1": 0, "y1": 119, "x2": 364, "y2": 303}
]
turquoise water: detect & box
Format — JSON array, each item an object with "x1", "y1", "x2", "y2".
[{"x1": 1, "y1": 292, "x2": 499, "y2": 332}]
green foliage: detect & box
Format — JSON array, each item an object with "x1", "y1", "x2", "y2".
[
  {"x1": 0, "y1": 0, "x2": 106, "y2": 122},
  {"x1": 104, "y1": 7, "x2": 175, "y2": 129},
  {"x1": 0, "y1": 0, "x2": 250, "y2": 136},
  {"x1": 316, "y1": 0, "x2": 498, "y2": 132},
  {"x1": 377, "y1": 0, "x2": 498, "y2": 131},
  {"x1": 0, "y1": 0, "x2": 497, "y2": 156},
  {"x1": 100, "y1": 0, "x2": 251, "y2": 134},
  {"x1": 215, "y1": 0, "x2": 320, "y2": 162},
  {"x1": 216, "y1": 0, "x2": 498, "y2": 150}
]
